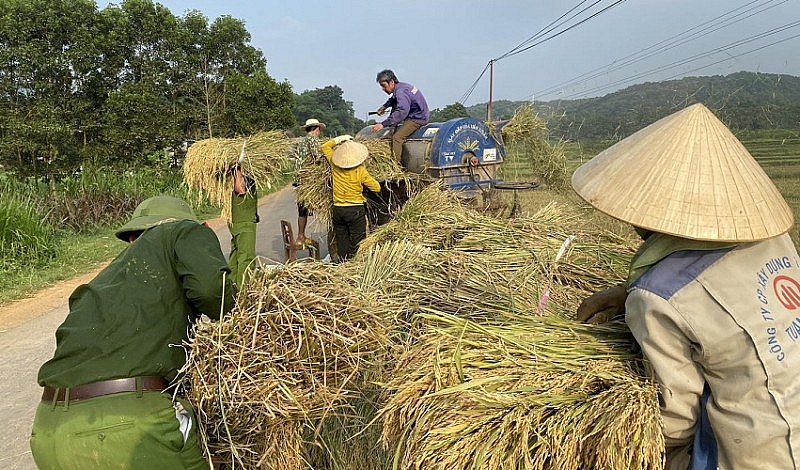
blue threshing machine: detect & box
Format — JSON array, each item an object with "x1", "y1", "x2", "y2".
[
  {"x1": 357, "y1": 116, "x2": 538, "y2": 224},
  {"x1": 356, "y1": 116, "x2": 507, "y2": 194}
]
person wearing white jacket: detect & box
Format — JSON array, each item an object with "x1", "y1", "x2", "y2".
[{"x1": 573, "y1": 103, "x2": 800, "y2": 470}]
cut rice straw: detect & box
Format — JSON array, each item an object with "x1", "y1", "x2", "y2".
[
  {"x1": 293, "y1": 137, "x2": 419, "y2": 226},
  {"x1": 183, "y1": 183, "x2": 659, "y2": 470},
  {"x1": 183, "y1": 130, "x2": 293, "y2": 222}
]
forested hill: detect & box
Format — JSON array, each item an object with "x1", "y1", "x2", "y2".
[{"x1": 467, "y1": 72, "x2": 800, "y2": 140}]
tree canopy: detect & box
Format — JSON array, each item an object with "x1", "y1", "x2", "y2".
[
  {"x1": 429, "y1": 103, "x2": 470, "y2": 123},
  {"x1": 292, "y1": 86, "x2": 365, "y2": 137},
  {"x1": 0, "y1": 0, "x2": 294, "y2": 175}
]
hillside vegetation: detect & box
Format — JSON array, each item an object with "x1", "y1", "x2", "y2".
[{"x1": 466, "y1": 71, "x2": 800, "y2": 141}]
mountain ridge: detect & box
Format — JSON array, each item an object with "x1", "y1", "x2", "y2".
[{"x1": 465, "y1": 71, "x2": 800, "y2": 140}]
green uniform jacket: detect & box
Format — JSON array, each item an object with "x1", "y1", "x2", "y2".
[
  {"x1": 230, "y1": 177, "x2": 259, "y2": 224},
  {"x1": 38, "y1": 220, "x2": 236, "y2": 388},
  {"x1": 228, "y1": 177, "x2": 258, "y2": 286}
]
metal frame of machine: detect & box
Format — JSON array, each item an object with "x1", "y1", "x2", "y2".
[{"x1": 357, "y1": 117, "x2": 507, "y2": 194}]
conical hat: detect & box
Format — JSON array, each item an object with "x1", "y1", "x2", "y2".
[
  {"x1": 572, "y1": 103, "x2": 793, "y2": 242},
  {"x1": 332, "y1": 141, "x2": 369, "y2": 169}
]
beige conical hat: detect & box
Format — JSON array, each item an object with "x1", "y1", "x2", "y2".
[
  {"x1": 572, "y1": 103, "x2": 793, "y2": 242},
  {"x1": 332, "y1": 141, "x2": 369, "y2": 169}
]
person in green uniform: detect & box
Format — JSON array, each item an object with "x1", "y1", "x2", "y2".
[
  {"x1": 228, "y1": 165, "x2": 259, "y2": 286},
  {"x1": 30, "y1": 195, "x2": 236, "y2": 470}
]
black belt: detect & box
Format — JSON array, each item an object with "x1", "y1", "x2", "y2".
[{"x1": 42, "y1": 376, "x2": 169, "y2": 403}]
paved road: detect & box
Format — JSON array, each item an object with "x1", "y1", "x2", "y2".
[
  {"x1": 216, "y1": 186, "x2": 332, "y2": 264},
  {"x1": 0, "y1": 186, "x2": 326, "y2": 469}
]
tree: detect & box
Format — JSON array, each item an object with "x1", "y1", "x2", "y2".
[
  {"x1": 195, "y1": 15, "x2": 268, "y2": 137},
  {"x1": 102, "y1": 82, "x2": 178, "y2": 162},
  {"x1": 0, "y1": 0, "x2": 101, "y2": 174},
  {"x1": 293, "y1": 86, "x2": 365, "y2": 136},
  {"x1": 224, "y1": 71, "x2": 295, "y2": 135},
  {"x1": 0, "y1": 0, "x2": 295, "y2": 174},
  {"x1": 98, "y1": 0, "x2": 184, "y2": 160},
  {"x1": 429, "y1": 102, "x2": 469, "y2": 123}
]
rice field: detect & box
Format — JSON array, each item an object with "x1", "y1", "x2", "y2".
[
  {"x1": 558, "y1": 133, "x2": 800, "y2": 246},
  {"x1": 750, "y1": 157, "x2": 800, "y2": 246}
]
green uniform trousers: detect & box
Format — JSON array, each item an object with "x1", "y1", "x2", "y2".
[
  {"x1": 228, "y1": 220, "x2": 256, "y2": 286},
  {"x1": 30, "y1": 391, "x2": 207, "y2": 470}
]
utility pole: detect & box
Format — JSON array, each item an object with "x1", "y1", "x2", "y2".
[{"x1": 487, "y1": 59, "x2": 494, "y2": 121}]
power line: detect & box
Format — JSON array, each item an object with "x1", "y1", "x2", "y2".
[
  {"x1": 496, "y1": 0, "x2": 595, "y2": 60},
  {"x1": 533, "y1": 0, "x2": 785, "y2": 97},
  {"x1": 562, "y1": 19, "x2": 800, "y2": 100},
  {"x1": 457, "y1": 62, "x2": 491, "y2": 107},
  {"x1": 531, "y1": 0, "x2": 789, "y2": 100},
  {"x1": 457, "y1": 0, "x2": 628, "y2": 105},
  {"x1": 500, "y1": 0, "x2": 628, "y2": 61},
  {"x1": 660, "y1": 31, "x2": 800, "y2": 81}
]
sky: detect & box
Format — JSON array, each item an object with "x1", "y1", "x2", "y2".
[{"x1": 98, "y1": 0, "x2": 800, "y2": 120}]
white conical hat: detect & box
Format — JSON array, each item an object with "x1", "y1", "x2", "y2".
[
  {"x1": 572, "y1": 103, "x2": 793, "y2": 242},
  {"x1": 332, "y1": 141, "x2": 369, "y2": 169}
]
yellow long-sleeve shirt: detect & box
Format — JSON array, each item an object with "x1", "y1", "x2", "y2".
[{"x1": 322, "y1": 139, "x2": 381, "y2": 206}]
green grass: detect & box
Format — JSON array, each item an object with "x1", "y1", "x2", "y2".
[
  {"x1": 0, "y1": 228, "x2": 125, "y2": 304},
  {"x1": 0, "y1": 190, "x2": 56, "y2": 270},
  {"x1": 0, "y1": 170, "x2": 291, "y2": 307}
]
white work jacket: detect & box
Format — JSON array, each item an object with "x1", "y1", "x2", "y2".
[{"x1": 626, "y1": 233, "x2": 800, "y2": 470}]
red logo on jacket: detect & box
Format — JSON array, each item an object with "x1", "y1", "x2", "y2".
[{"x1": 774, "y1": 275, "x2": 800, "y2": 310}]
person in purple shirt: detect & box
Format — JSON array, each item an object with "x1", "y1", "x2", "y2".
[{"x1": 370, "y1": 69, "x2": 429, "y2": 163}]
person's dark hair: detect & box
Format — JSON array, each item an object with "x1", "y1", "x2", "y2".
[
  {"x1": 304, "y1": 125, "x2": 320, "y2": 131},
  {"x1": 376, "y1": 69, "x2": 397, "y2": 84}
]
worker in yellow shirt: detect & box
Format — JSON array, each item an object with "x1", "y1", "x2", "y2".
[{"x1": 321, "y1": 135, "x2": 381, "y2": 261}]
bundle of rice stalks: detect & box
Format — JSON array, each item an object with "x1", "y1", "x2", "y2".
[
  {"x1": 359, "y1": 139, "x2": 403, "y2": 178},
  {"x1": 378, "y1": 312, "x2": 663, "y2": 470},
  {"x1": 183, "y1": 184, "x2": 655, "y2": 469},
  {"x1": 358, "y1": 182, "x2": 477, "y2": 251},
  {"x1": 347, "y1": 186, "x2": 659, "y2": 469},
  {"x1": 304, "y1": 387, "x2": 390, "y2": 470},
  {"x1": 183, "y1": 130, "x2": 292, "y2": 222},
  {"x1": 294, "y1": 156, "x2": 333, "y2": 224},
  {"x1": 500, "y1": 104, "x2": 549, "y2": 143},
  {"x1": 294, "y1": 138, "x2": 418, "y2": 226},
  {"x1": 183, "y1": 263, "x2": 393, "y2": 468},
  {"x1": 358, "y1": 184, "x2": 635, "y2": 311},
  {"x1": 499, "y1": 104, "x2": 569, "y2": 189},
  {"x1": 351, "y1": 240, "x2": 543, "y2": 324}
]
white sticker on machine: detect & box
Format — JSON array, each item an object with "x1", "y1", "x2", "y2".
[{"x1": 483, "y1": 148, "x2": 497, "y2": 161}]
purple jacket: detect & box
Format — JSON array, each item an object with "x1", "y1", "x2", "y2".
[{"x1": 381, "y1": 82, "x2": 430, "y2": 127}]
